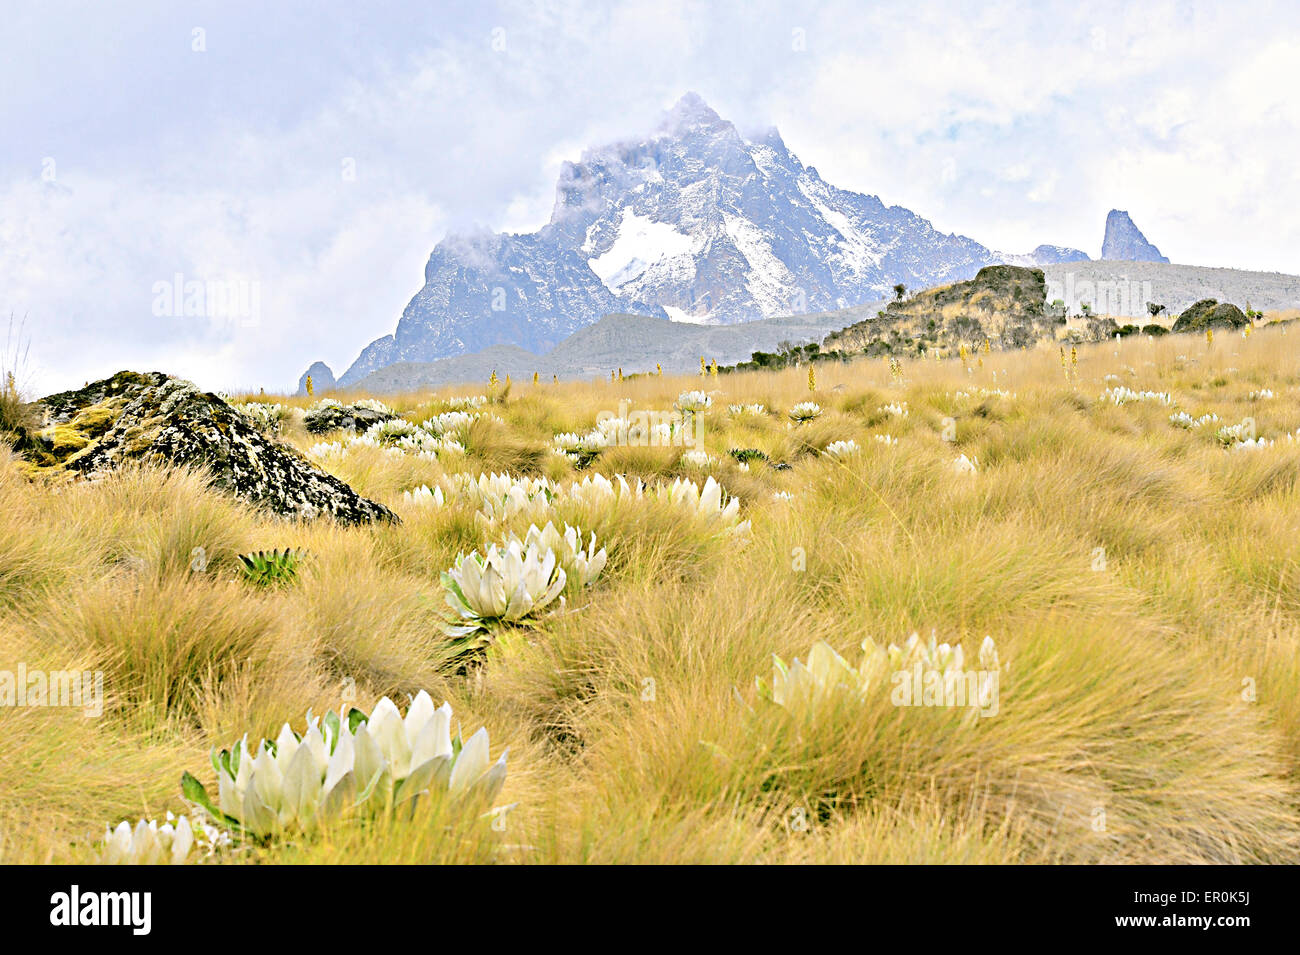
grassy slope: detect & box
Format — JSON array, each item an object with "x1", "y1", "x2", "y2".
[{"x1": 4, "y1": 324, "x2": 1300, "y2": 864}]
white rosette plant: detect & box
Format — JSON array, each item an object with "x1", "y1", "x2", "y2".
[
  {"x1": 788, "y1": 401, "x2": 822, "y2": 423},
  {"x1": 517, "y1": 521, "x2": 608, "y2": 588},
  {"x1": 181, "y1": 693, "x2": 508, "y2": 841},
  {"x1": 676, "y1": 390, "x2": 713, "y2": 413},
  {"x1": 440, "y1": 538, "x2": 567, "y2": 640}
]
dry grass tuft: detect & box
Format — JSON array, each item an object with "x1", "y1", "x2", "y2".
[{"x1": 4, "y1": 327, "x2": 1300, "y2": 862}]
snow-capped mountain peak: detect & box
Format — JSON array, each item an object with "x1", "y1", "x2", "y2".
[
  {"x1": 654, "y1": 91, "x2": 734, "y2": 139},
  {"x1": 338, "y1": 94, "x2": 1073, "y2": 383}
]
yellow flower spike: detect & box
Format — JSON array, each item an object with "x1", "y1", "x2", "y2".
[{"x1": 808, "y1": 364, "x2": 816, "y2": 392}]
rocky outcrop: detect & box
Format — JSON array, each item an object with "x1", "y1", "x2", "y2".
[
  {"x1": 19, "y1": 371, "x2": 396, "y2": 525},
  {"x1": 298, "y1": 361, "x2": 336, "y2": 396},
  {"x1": 1101, "y1": 210, "x2": 1169, "y2": 263},
  {"x1": 303, "y1": 403, "x2": 397, "y2": 435},
  {"x1": 1171, "y1": 299, "x2": 1249, "y2": 333},
  {"x1": 822, "y1": 265, "x2": 1055, "y2": 354}
]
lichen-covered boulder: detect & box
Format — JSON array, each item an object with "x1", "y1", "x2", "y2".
[
  {"x1": 303, "y1": 403, "x2": 397, "y2": 435},
  {"x1": 1172, "y1": 299, "x2": 1249, "y2": 333},
  {"x1": 21, "y1": 371, "x2": 397, "y2": 525}
]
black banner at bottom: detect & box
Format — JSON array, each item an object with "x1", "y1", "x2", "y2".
[{"x1": 1, "y1": 863, "x2": 1278, "y2": 943}]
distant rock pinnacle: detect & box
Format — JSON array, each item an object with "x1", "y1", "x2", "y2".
[{"x1": 1101, "y1": 210, "x2": 1169, "y2": 263}]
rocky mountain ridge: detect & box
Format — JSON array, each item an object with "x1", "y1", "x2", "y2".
[
  {"x1": 320, "y1": 96, "x2": 1190, "y2": 389},
  {"x1": 334, "y1": 94, "x2": 1095, "y2": 386}
]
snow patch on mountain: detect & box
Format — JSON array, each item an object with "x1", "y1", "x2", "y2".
[
  {"x1": 663, "y1": 305, "x2": 710, "y2": 324},
  {"x1": 996, "y1": 245, "x2": 1092, "y2": 267},
  {"x1": 723, "y1": 213, "x2": 799, "y2": 316},
  {"x1": 797, "y1": 177, "x2": 884, "y2": 276},
  {"x1": 588, "y1": 210, "x2": 698, "y2": 291}
]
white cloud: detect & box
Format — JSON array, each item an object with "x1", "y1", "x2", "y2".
[{"x1": 0, "y1": 173, "x2": 440, "y2": 394}]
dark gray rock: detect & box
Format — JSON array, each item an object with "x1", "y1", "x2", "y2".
[
  {"x1": 29, "y1": 372, "x2": 396, "y2": 525},
  {"x1": 302, "y1": 403, "x2": 397, "y2": 435},
  {"x1": 1171, "y1": 299, "x2": 1249, "y2": 332}
]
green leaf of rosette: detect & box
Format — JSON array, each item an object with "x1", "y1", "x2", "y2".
[
  {"x1": 323, "y1": 710, "x2": 341, "y2": 752},
  {"x1": 346, "y1": 706, "x2": 368, "y2": 733},
  {"x1": 181, "y1": 770, "x2": 243, "y2": 831}
]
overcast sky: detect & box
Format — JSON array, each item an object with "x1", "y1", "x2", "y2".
[{"x1": 3, "y1": 0, "x2": 1297, "y2": 393}]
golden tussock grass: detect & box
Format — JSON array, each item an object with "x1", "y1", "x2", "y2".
[{"x1": 3, "y1": 326, "x2": 1300, "y2": 863}]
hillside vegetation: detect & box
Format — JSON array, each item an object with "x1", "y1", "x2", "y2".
[
  {"x1": 4, "y1": 324, "x2": 1300, "y2": 864},
  {"x1": 824, "y1": 265, "x2": 1054, "y2": 356}
]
